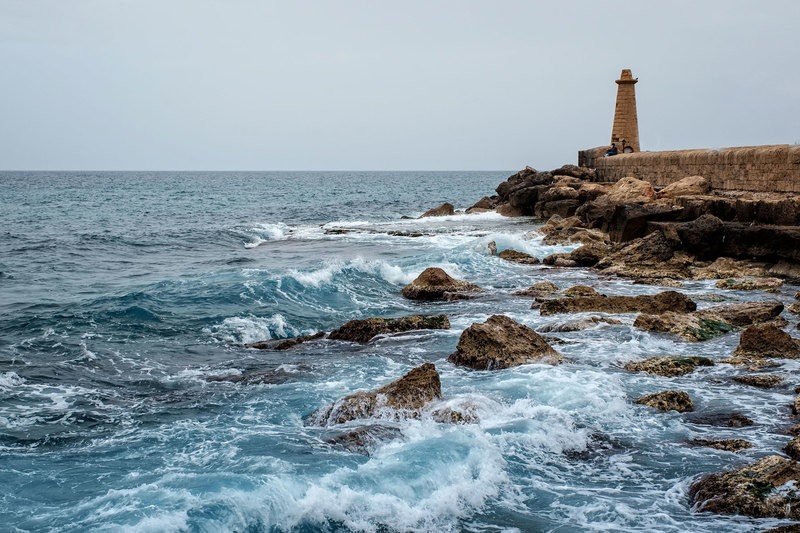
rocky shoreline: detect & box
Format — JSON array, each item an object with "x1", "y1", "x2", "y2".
[{"x1": 216, "y1": 164, "x2": 800, "y2": 528}]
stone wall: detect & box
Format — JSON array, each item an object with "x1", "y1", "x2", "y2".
[{"x1": 578, "y1": 144, "x2": 800, "y2": 193}]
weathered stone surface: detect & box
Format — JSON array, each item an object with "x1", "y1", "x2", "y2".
[
  {"x1": 307, "y1": 363, "x2": 442, "y2": 426},
  {"x1": 497, "y1": 249, "x2": 540, "y2": 265},
  {"x1": 733, "y1": 324, "x2": 800, "y2": 359},
  {"x1": 656, "y1": 175, "x2": 711, "y2": 199},
  {"x1": 448, "y1": 314, "x2": 562, "y2": 370},
  {"x1": 635, "y1": 390, "x2": 694, "y2": 412},
  {"x1": 786, "y1": 437, "x2": 800, "y2": 461},
  {"x1": 690, "y1": 256, "x2": 770, "y2": 280},
  {"x1": 602, "y1": 176, "x2": 657, "y2": 204},
  {"x1": 328, "y1": 315, "x2": 450, "y2": 344},
  {"x1": 538, "y1": 316, "x2": 621, "y2": 333},
  {"x1": 514, "y1": 281, "x2": 559, "y2": 297},
  {"x1": 715, "y1": 277, "x2": 783, "y2": 292},
  {"x1": 687, "y1": 412, "x2": 754, "y2": 427},
  {"x1": 563, "y1": 285, "x2": 601, "y2": 298},
  {"x1": 466, "y1": 195, "x2": 500, "y2": 213},
  {"x1": 207, "y1": 367, "x2": 306, "y2": 385},
  {"x1": 246, "y1": 332, "x2": 325, "y2": 350},
  {"x1": 713, "y1": 301, "x2": 785, "y2": 327},
  {"x1": 732, "y1": 374, "x2": 784, "y2": 388},
  {"x1": 401, "y1": 268, "x2": 481, "y2": 301},
  {"x1": 539, "y1": 290, "x2": 696, "y2": 316},
  {"x1": 623, "y1": 356, "x2": 713, "y2": 377},
  {"x1": 690, "y1": 455, "x2": 800, "y2": 519},
  {"x1": 594, "y1": 230, "x2": 694, "y2": 281},
  {"x1": 326, "y1": 425, "x2": 403, "y2": 455},
  {"x1": 688, "y1": 439, "x2": 753, "y2": 452},
  {"x1": 565, "y1": 242, "x2": 612, "y2": 267},
  {"x1": 419, "y1": 202, "x2": 455, "y2": 218}
]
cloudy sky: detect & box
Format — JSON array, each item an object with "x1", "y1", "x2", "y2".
[{"x1": 0, "y1": 0, "x2": 797, "y2": 170}]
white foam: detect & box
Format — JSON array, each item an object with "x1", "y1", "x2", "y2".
[
  {"x1": 205, "y1": 314, "x2": 296, "y2": 344},
  {"x1": 287, "y1": 257, "x2": 417, "y2": 288},
  {"x1": 0, "y1": 371, "x2": 25, "y2": 389}
]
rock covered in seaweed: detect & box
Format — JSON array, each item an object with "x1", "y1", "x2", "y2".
[
  {"x1": 401, "y1": 267, "x2": 481, "y2": 301},
  {"x1": 448, "y1": 314, "x2": 562, "y2": 370},
  {"x1": 329, "y1": 315, "x2": 450, "y2": 343}
]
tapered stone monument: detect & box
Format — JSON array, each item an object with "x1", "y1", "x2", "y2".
[{"x1": 611, "y1": 69, "x2": 640, "y2": 153}]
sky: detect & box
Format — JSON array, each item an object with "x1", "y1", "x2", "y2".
[{"x1": 0, "y1": 0, "x2": 798, "y2": 171}]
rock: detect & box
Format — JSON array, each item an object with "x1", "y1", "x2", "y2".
[
  {"x1": 487, "y1": 240, "x2": 497, "y2": 255},
  {"x1": 539, "y1": 290, "x2": 696, "y2": 316},
  {"x1": 788, "y1": 304, "x2": 800, "y2": 315},
  {"x1": 207, "y1": 367, "x2": 306, "y2": 385},
  {"x1": 677, "y1": 214, "x2": 726, "y2": 257},
  {"x1": 497, "y1": 249, "x2": 540, "y2": 265},
  {"x1": 419, "y1": 202, "x2": 455, "y2": 218},
  {"x1": 763, "y1": 524, "x2": 800, "y2": 533},
  {"x1": 732, "y1": 374, "x2": 784, "y2": 388},
  {"x1": 786, "y1": 437, "x2": 800, "y2": 461},
  {"x1": 566, "y1": 242, "x2": 611, "y2": 267},
  {"x1": 246, "y1": 332, "x2": 325, "y2": 350},
  {"x1": 429, "y1": 400, "x2": 480, "y2": 424},
  {"x1": 603, "y1": 176, "x2": 657, "y2": 204},
  {"x1": 715, "y1": 277, "x2": 783, "y2": 292},
  {"x1": 733, "y1": 324, "x2": 800, "y2": 359},
  {"x1": 691, "y1": 257, "x2": 770, "y2": 280},
  {"x1": 623, "y1": 356, "x2": 714, "y2": 377},
  {"x1": 538, "y1": 316, "x2": 622, "y2": 333},
  {"x1": 713, "y1": 301, "x2": 785, "y2": 327},
  {"x1": 496, "y1": 202, "x2": 526, "y2": 217},
  {"x1": 794, "y1": 395, "x2": 800, "y2": 416},
  {"x1": 550, "y1": 164, "x2": 595, "y2": 180},
  {"x1": 635, "y1": 390, "x2": 694, "y2": 412},
  {"x1": 514, "y1": 281, "x2": 559, "y2": 297},
  {"x1": 594, "y1": 230, "x2": 693, "y2": 281},
  {"x1": 401, "y1": 267, "x2": 481, "y2": 301},
  {"x1": 687, "y1": 412, "x2": 754, "y2": 427},
  {"x1": 307, "y1": 363, "x2": 442, "y2": 427},
  {"x1": 688, "y1": 439, "x2": 753, "y2": 452},
  {"x1": 689, "y1": 455, "x2": 800, "y2": 519},
  {"x1": 563, "y1": 285, "x2": 601, "y2": 298},
  {"x1": 328, "y1": 315, "x2": 450, "y2": 343},
  {"x1": 467, "y1": 196, "x2": 500, "y2": 213},
  {"x1": 656, "y1": 175, "x2": 711, "y2": 199},
  {"x1": 326, "y1": 425, "x2": 403, "y2": 455},
  {"x1": 448, "y1": 314, "x2": 562, "y2": 370}
]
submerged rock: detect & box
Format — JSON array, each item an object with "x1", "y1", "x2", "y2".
[
  {"x1": 419, "y1": 202, "x2": 455, "y2": 218},
  {"x1": 733, "y1": 324, "x2": 800, "y2": 359},
  {"x1": 514, "y1": 281, "x2": 559, "y2": 297},
  {"x1": 688, "y1": 438, "x2": 753, "y2": 452},
  {"x1": 328, "y1": 315, "x2": 450, "y2": 343},
  {"x1": 732, "y1": 374, "x2": 784, "y2": 388},
  {"x1": 635, "y1": 390, "x2": 694, "y2": 412},
  {"x1": 539, "y1": 290, "x2": 696, "y2": 316},
  {"x1": 325, "y1": 425, "x2": 403, "y2": 455},
  {"x1": 307, "y1": 363, "x2": 442, "y2": 426},
  {"x1": 538, "y1": 316, "x2": 621, "y2": 333},
  {"x1": 448, "y1": 314, "x2": 562, "y2": 370},
  {"x1": 246, "y1": 332, "x2": 325, "y2": 350},
  {"x1": 497, "y1": 249, "x2": 540, "y2": 265},
  {"x1": 687, "y1": 412, "x2": 754, "y2": 428},
  {"x1": 623, "y1": 356, "x2": 714, "y2": 377},
  {"x1": 785, "y1": 437, "x2": 800, "y2": 461},
  {"x1": 690, "y1": 455, "x2": 800, "y2": 519},
  {"x1": 401, "y1": 267, "x2": 481, "y2": 301}
]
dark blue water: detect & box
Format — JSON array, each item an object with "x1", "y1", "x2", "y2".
[{"x1": 2, "y1": 171, "x2": 799, "y2": 532}]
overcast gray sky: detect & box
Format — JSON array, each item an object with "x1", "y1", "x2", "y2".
[{"x1": 0, "y1": 0, "x2": 797, "y2": 170}]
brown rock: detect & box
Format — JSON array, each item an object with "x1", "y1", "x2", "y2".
[
  {"x1": 603, "y1": 176, "x2": 656, "y2": 204},
  {"x1": 656, "y1": 175, "x2": 711, "y2": 199},
  {"x1": 326, "y1": 425, "x2": 403, "y2": 455},
  {"x1": 246, "y1": 332, "x2": 325, "y2": 350},
  {"x1": 690, "y1": 256, "x2": 770, "y2": 280},
  {"x1": 514, "y1": 281, "x2": 559, "y2": 297},
  {"x1": 401, "y1": 267, "x2": 481, "y2": 301},
  {"x1": 497, "y1": 249, "x2": 540, "y2": 265},
  {"x1": 563, "y1": 285, "x2": 601, "y2": 298},
  {"x1": 635, "y1": 390, "x2": 694, "y2": 412},
  {"x1": 732, "y1": 374, "x2": 784, "y2": 388},
  {"x1": 733, "y1": 324, "x2": 800, "y2": 359},
  {"x1": 624, "y1": 356, "x2": 713, "y2": 377},
  {"x1": 448, "y1": 314, "x2": 562, "y2": 370},
  {"x1": 307, "y1": 363, "x2": 442, "y2": 426},
  {"x1": 419, "y1": 202, "x2": 455, "y2": 218},
  {"x1": 715, "y1": 277, "x2": 783, "y2": 292},
  {"x1": 786, "y1": 438, "x2": 800, "y2": 461},
  {"x1": 689, "y1": 455, "x2": 800, "y2": 519},
  {"x1": 539, "y1": 290, "x2": 696, "y2": 316},
  {"x1": 688, "y1": 438, "x2": 753, "y2": 452},
  {"x1": 328, "y1": 315, "x2": 450, "y2": 343}
]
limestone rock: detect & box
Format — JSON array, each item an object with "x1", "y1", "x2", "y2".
[
  {"x1": 656, "y1": 175, "x2": 711, "y2": 199},
  {"x1": 787, "y1": 437, "x2": 800, "y2": 461},
  {"x1": 594, "y1": 230, "x2": 693, "y2": 281},
  {"x1": 419, "y1": 202, "x2": 455, "y2": 218},
  {"x1": 623, "y1": 356, "x2": 713, "y2": 377},
  {"x1": 329, "y1": 315, "x2": 450, "y2": 344},
  {"x1": 514, "y1": 281, "x2": 559, "y2": 297},
  {"x1": 563, "y1": 285, "x2": 601, "y2": 298},
  {"x1": 715, "y1": 277, "x2": 783, "y2": 292},
  {"x1": 467, "y1": 196, "x2": 500, "y2": 213},
  {"x1": 603, "y1": 176, "x2": 657, "y2": 204},
  {"x1": 690, "y1": 455, "x2": 800, "y2": 519},
  {"x1": 690, "y1": 257, "x2": 770, "y2": 280},
  {"x1": 497, "y1": 249, "x2": 540, "y2": 265},
  {"x1": 538, "y1": 316, "x2": 621, "y2": 333},
  {"x1": 635, "y1": 390, "x2": 694, "y2": 412},
  {"x1": 307, "y1": 363, "x2": 442, "y2": 426},
  {"x1": 401, "y1": 267, "x2": 481, "y2": 301},
  {"x1": 326, "y1": 425, "x2": 403, "y2": 455},
  {"x1": 246, "y1": 332, "x2": 325, "y2": 350},
  {"x1": 733, "y1": 324, "x2": 800, "y2": 359},
  {"x1": 448, "y1": 314, "x2": 562, "y2": 370},
  {"x1": 539, "y1": 290, "x2": 696, "y2": 316},
  {"x1": 688, "y1": 439, "x2": 753, "y2": 452},
  {"x1": 732, "y1": 374, "x2": 784, "y2": 388}
]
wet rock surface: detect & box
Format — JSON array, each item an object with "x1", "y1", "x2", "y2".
[
  {"x1": 623, "y1": 356, "x2": 714, "y2": 377},
  {"x1": 401, "y1": 267, "x2": 482, "y2": 301},
  {"x1": 514, "y1": 281, "x2": 559, "y2": 297},
  {"x1": 245, "y1": 332, "x2": 325, "y2": 350},
  {"x1": 733, "y1": 324, "x2": 800, "y2": 359},
  {"x1": 419, "y1": 202, "x2": 455, "y2": 218},
  {"x1": 635, "y1": 390, "x2": 694, "y2": 412},
  {"x1": 497, "y1": 249, "x2": 540, "y2": 265},
  {"x1": 539, "y1": 290, "x2": 696, "y2": 316},
  {"x1": 732, "y1": 374, "x2": 784, "y2": 388},
  {"x1": 329, "y1": 315, "x2": 450, "y2": 343},
  {"x1": 688, "y1": 438, "x2": 753, "y2": 452}
]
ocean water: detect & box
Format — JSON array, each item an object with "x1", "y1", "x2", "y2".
[{"x1": 1, "y1": 171, "x2": 800, "y2": 533}]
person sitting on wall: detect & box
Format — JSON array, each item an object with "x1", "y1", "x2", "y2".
[{"x1": 605, "y1": 143, "x2": 618, "y2": 157}]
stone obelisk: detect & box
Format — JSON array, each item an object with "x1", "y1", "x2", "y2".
[{"x1": 611, "y1": 69, "x2": 640, "y2": 153}]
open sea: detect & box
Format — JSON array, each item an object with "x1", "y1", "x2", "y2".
[{"x1": 2, "y1": 171, "x2": 800, "y2": 533}]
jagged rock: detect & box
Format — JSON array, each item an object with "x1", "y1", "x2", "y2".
[
  {"x1": 514, "y1": 281, "x2": 559, "y2": 297},
  {"x1": 551, "y1": 164, "x2": 595, "y2": 180},
  {"x1": 690, "y1": 455, "x2": 800, "y2": 519},
  {"x1": 538, "y1": 316, "x2": 621, "y2": 333},
  {"x1": 429, "y1": 400, "x2": 480, "y2": 424},
  {"x1": 788, "y1": 304, "x2": 800, "y2": 315},
  {"x1": 635, "y1": 390, "x2": 694, "y2": 412},
  {"x1": 656, "y1": 175, "x2": 711, "y2": 199},
  {"x1": 688, "y1": 439, "x2": 753, "y2": 452},
  {"x1": 563, "y1": 285, "x2": 601, "y2": 298},
  {"x1": 326, "y1": 425, "x2": 403, "y2": 455},
  {"x1": 732, "y1": 374, "x2": 784, "y2": 388},
  {"x1": 733, "y1": 324, "x2": 800, "y2": 359},
  {"x1": 539, "y1": 290, "x2": 696, "y2": 316},
  {"x1": 466, "y1": 195, "x2": 500, "y2": 213},
  {"x1": 565, "y1": 242, "x2": 612, "y2": 267},
  {"x1": 787, "y1": 437, "x2": 800, "y2": 461},
  {"x1": 602, "y1": 176, "x2": 657, "y2": 204},
  {"x1": 690, "y1": 257, "x2": 770, "y2": 280},
  {"x1": 448, "y1": 314, "x2": 562, "y2": 370},
  {"x1": 307, "y1": 363, "x2": 442, "y2": 426},
  {"x1": 715, "y1": 277, "x2": 783, "y2": 292},
  {"x1": 328, "y1": 315, "x2": 450, "y2": 343},
  {"x1": 624, "y1": 356, "x2": 713, "y2": 377},
  {"x1": 246, "y1": 332, "x2": 325, "y2": 350},
  {"x1": 687, "y1": 412, "x2": 754, "y2": 427},
  {"x1": 497, "y1": 249, "x2": 540, "y2": 265},
  {"x1": 401, "y1": 267, "x2": 481, "y2": 301},
  {"x1": 419, "y1": 202, "x2": 455, "y2": 218},
  {"x1": 677, "y1": 214, "x2": 726, "y2": 256},
  {"x1": 540, "y1": 215, "x2": 607, "y2": 245},
  {"x1": 594, "y1": 230, "x2": 692, "y2": 280},
  {"x1": 496, "y1": 202, "x2": 526, "y2": 217}
]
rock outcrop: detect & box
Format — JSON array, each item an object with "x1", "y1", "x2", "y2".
[
  {"x1": 538, "y1": 316, "x2": 621, "y2": 333},
  {"x1": 539, "y1": 290, "x2": 696, "y2": 316},
  {"x1": 733, "y1": 324, "x2": 800, "y2": 359},
  {"x1": 623, "y1": 356, "x2": 714, "y2": 377},
  {"x1": 514, "y1": 281, "x2": 559, "y2": 297},
  {"x1": 448, "y1": 314, "x2": 562, "y2": 370},
  {"x1": 419, "y1": 202, "x2": 455, "y2": 218},
  {"x1": 732, "y1": 374, "x2": 784, "y2": 388},
  {"x1": 688, "y1": 439, "x2": 753, "y2": 452},
  {"x1": 246, "y1": 332, "x2": 325, "y2": 350},
  {"x1": 635, "y1": 390, "x2": 694, "y2": 412},
  {"x1": 656, "y1": 175, "x2": 711, "y2": 199},
  {"x1": 497, "y1": 249, "x2": 540, "y2": 265},
  {"x1": 715, "y1": 277, "x2": 783, "y2": 292},
  {"x1": 401, "y1": 267, "x2": 481, "y2": 301},
  {"x1": 329, "y1": 315, "x2": 450, "y2": 343}
]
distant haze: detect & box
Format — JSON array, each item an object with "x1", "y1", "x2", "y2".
[{"x1": 1, "y1": 0, "x2": 798, "y2": 171}]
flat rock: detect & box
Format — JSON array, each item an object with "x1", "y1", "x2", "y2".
[
  {"x1": 715, "y1": 277, "x2": 783, "y2": 292},
  {"x1": 328, "y1": 315, "x2": 450, "y2": 343},
  {"x1": 563, "y1": 285, "x2": 601, "y2": 298},
  {"x1": 538, "y1": 316, "x2": 621, "y2": 333},
  {"x1": 419, "y1": 202, "x2": 455, "y2": 218},
  {"x1": 688, "y1": 438, "x2": 753, "y2": 452},
  {"x1": 733, "y1": 324, "x2": 800, "y2": 359},
  {"x1": 498, "y1": 249, "x2": 540, "y2": 265},
  {"x1": 635, "y1": 390, "x2": 694, "y2": 412},
  {"x1": 448, "y1": 314, "x2": 562, "y2": 370},
  {"x1": 401, "y1": 267, "x2": 481, "y2": 301},
  {"x1": 245, "y1": 332, "x2": 325, "y2": 350},
  {"x1": 514, "y1": 281, "x2": 559, "y2": 297},
  {"x1": 307, "y1": 363, "x2": 442, "y2": 427},
  {"x1": 624, "y1": 356, "x2": 714, "y2": 377},
  {"x1": 732, "y1": 374, "x2": 784, "y2": 388},
  {"x1": 539, "y1": 290, "x2": 696, "y2": 316},
  {"x1": 690, "y1": 455, "x2": 800, "y2": 519}
]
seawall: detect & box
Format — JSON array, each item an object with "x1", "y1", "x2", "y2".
[{"x1": 578, "y1": 144, "x2": 800, "y2": 193}]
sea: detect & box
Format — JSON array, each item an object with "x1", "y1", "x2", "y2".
[{"x1": 1, "y1": 171, "x2": 799, "y2": 533}]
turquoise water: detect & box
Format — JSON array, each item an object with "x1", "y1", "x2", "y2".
[{"x1": 1, "y1": 171, "x2": 799, "y2": 532}]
